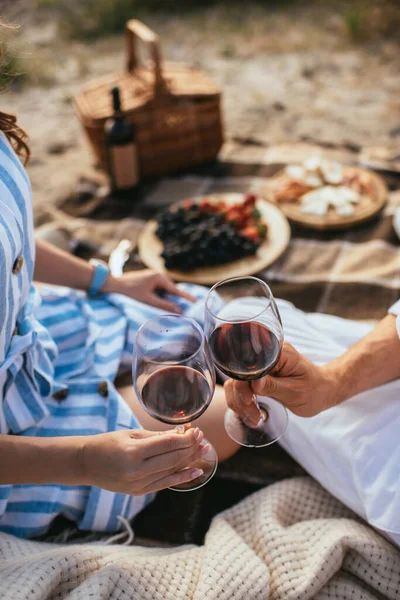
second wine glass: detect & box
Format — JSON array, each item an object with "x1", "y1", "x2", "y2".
[
  {"x1": 205, "y1": 276, "x2": 289, "y2": 448},
  {"x1": 133, "y1": 314, "x2": 218, "y2": 491}
]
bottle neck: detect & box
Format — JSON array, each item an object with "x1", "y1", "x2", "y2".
[{"x1": 111, "y1": 87, "x2": 122, "y2": 114}]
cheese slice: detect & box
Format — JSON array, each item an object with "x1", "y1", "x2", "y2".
[
  {"x1": 300, "y1": 185, "x2": 360, "y2": 217},
  {"x1": 320, "y1": 161, "x2": 343, "y2": 184},
  {"x1": 304, "y1": 156, "x2": 322, "y2": 172},
  {"x1": 285, "y1": 165, "x2": 305, "y2": 181},
  {"x1": 304, "y1": 174, "x2": 323, "y2": 187},
  {"x1": 301, "y1": 200, "x2": 329, "y2": 216},
  {"x1": 336, "y1": 203, "x2": 355, "y2": 217}
]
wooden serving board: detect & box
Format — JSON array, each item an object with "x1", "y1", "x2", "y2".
[
  {"x1": 138, "y1": 194, "x2": 291, "y2": 285},
  {"x1": 262, "y1": 166, "x2": 387, "y2": 231}
]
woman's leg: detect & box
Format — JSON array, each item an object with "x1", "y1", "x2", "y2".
[{"x1": 118, "y1": 384, "x2": 239, "y2": 463}]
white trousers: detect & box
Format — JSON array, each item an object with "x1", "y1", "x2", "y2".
[{"x1": 276, "y1": 299, "x2": 400, "y2": 548}]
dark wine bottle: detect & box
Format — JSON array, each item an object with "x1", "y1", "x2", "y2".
[{"x1": 105, "y1": 86, "x2": 139, "y2": 191}]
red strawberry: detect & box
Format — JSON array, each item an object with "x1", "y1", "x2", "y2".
[
  {"x1": 243, "y1": 193, "x2": 257, "y2": 208},
  {"x1": 215, "y1": 201, "x2": 226, "y2": 213},
  {"x1": 199, "y1": 198, "x2": 214, "y2": 212},
  {"x1": 241, "y1": 206, "x2": 253, "y2": 220},
  {"x1": 182, "y1": 200, "x2": 194, "y2": 210},
  {"x1": 225, "y1": 208, "x2": 247, "y2": 228},
  {"x1": 241, "y1": 226, "x2": 260, "y2": 242}
]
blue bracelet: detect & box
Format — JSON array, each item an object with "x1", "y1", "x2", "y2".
[{"x1": 88, "y1": 259, "x2": 110, "y2": 297}]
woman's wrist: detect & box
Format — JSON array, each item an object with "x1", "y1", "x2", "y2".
[
  {"x1": 101, "y1": 274, "x2": 121, "y2": 294},
  {"x1": 0, "y1": 434, "x2": 86, "y2": 486},
  {"x1": 36, "y1": 436, "x2": 86, "y2": 486}
]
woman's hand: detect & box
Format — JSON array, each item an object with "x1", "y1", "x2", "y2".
[
  {"x1": 224, "y1": 342, "x2": 338, "y2": 423},
  {"x1": 103, "y1": 269, "x2": 195, "y2": 313},
  {"x1": 80, "y1": 427, "x2": 209, "y2": 495}
]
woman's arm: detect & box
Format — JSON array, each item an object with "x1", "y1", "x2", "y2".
[
  {"x1": 34, "y1": 238, "x2": 195, "y2": 312},
  {"x1": 0, "y1": 428, "x2": 206, "y2": 493},
  {"x1": 224, "y1": 314, "x2": 400, "y2": 422},
  {"x1": 34, "y1": 238, "x2": 95, "y2": 291}
]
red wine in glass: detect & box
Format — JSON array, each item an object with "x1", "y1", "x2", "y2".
[
  {"x1": 209, "y1": 322, "x2": 281, "y2": 381},
  {"x1": 141, "y1": 365, "x2": 213, "y2": 425},
  {"x1": 205, "y1": 275, "x2": 289, "y2": 448},
  {"x1": 133, "y1": 314, "x2": 218, "y2": 491}
]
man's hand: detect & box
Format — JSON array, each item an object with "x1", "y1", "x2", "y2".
[
  {"x1": 224, "y1": 342, "x2": 337, "y2": 423},
  {"x1": 80, "y1": 428, "x2": 209, "y2": 495},
  {"x1": 103, "y1": 269, "x2": 195, "y2": 313}
]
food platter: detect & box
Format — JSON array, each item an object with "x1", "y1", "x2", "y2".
[
  {"x1": 263, "y1": 162, "x2": 387, "y2": 231},
  {"x1": 138, "y1": 194, "x2": 291, "y2": 285}
]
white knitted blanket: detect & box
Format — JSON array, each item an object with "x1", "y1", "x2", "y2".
[{"x1": 1, "y1": 478, "x2": 399, "y2": 600}]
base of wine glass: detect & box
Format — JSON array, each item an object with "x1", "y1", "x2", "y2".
[
  {"x1": 224, "y1": 399, "x2": 288, "y2": 448},
  {"x1": 169, "y1": 439, "x2": 218, "y2": 492}
]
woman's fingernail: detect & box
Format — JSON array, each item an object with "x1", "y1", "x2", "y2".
[
  {"x1": 200, "y1": 443, "x2": 211, "y2": 456},
  {"x1": 191, "y1": 468, "x2": 204, "y2": 479},
  {"x1": 193, "y1": 427, "x2": 200, "y2": 439}
]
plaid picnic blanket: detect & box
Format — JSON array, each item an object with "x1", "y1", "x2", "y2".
[
  {"x1": 59, "y1": 141, "x2": 400, "y2": 323},
  {"x1": 52, "y1": 142, "x2": 400, "y2": 546}
]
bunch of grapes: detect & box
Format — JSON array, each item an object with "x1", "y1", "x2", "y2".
[{"x1": 155, "y1": 199, "x2": 262, "y2": 271}]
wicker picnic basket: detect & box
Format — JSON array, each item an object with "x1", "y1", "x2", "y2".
[{"x1": 74, "y1": 20, "x2": 224, "y2": 179}]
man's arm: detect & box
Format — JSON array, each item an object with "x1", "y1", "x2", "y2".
[
  {"x1": 324, "y1": 314, "x2": 399, "y2": 405},
  {"x1": 224, "y1": 314, "x2": 400, "y2": 422}
]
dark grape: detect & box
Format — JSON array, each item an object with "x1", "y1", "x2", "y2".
[{"x1": 155, "y1": 201, "x2": 260, "y2": 270}]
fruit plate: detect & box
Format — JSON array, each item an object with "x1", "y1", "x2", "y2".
[
  {"x1": 138, "y1": 194, "x2": 291, "y2": 285},
  {"x1": 263, "y1": 166, "x2": 387, "y2": 231}
]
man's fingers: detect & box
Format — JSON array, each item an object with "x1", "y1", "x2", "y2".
[
  {"x1": 224, "y1": 380, "x2": 253, "y2": 410},
  {"x1": 252, "y1": 377, "x2": 265, "y2": 394},
  {"x1": 235, "y1": 380, "x2": 254, "y2": 405},
  {"x1": 139, "y1": 467, "x2": 204, "y2": 495},
  {"x1": 224, "y1": 380, "x2": 239, "y2": 412},
  {"x1": 148, "y1": 294, "x2": 182, "y2": 314},
  {"x1": 251, "y1": 375, "x2": 278, "y2": 396},
  {"x1": 139, "y1": 427, "x2": 202, "y2": 459},
  {"x1": 224, "y1": 380, "x2": 257, "y2": 414},
  {"x1": 224, "y1": 380, "x2": 264, "y2": 427}
]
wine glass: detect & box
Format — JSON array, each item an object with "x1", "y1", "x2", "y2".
[
  {"x1": 133, "y1": 314, "x2": 218, "y2": 491},
  {"x1": 205, "y1": 276, "x2": 288, "y2": 448}
]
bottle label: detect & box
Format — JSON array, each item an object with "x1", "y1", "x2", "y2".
[{"x1": 111, "y1": 144, "x2": 139, "y2": 190}]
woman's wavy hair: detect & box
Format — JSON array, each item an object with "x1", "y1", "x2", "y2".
[
  {"x1": 0, "y1": 22, "x2": 30, "y2": 164},
  {"x1": 0, "y1": 111, "x2": 30, "y2": 164}
]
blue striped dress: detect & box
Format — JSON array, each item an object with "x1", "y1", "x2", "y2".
[{"x1": 0, "y1": 134, "x2": 210, "y2": 538}]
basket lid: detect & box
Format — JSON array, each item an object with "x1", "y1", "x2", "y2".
[{"x1": 75, "y1": 63, "x2": 221, "y2": 122}]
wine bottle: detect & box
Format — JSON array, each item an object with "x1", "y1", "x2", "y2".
[{"x1": 105, "y1": 86, "x2": 139, "y2": 191}]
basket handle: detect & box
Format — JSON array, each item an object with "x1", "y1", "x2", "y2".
[{"x1": 125, "y1": 20, "x2": 164, "y2": 90}]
